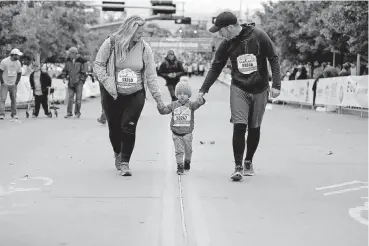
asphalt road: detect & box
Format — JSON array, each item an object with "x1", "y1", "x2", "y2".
[{"x1": 0, "y1": 75, "x2": 367, "y2": 246}]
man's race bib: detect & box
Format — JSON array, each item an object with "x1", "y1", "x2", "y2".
[
  {"x1": 117, "y1": 68, "x2": 138, "y2": 89},
  {"x1": 237, "y1": 54, "x2": 257, "y2": 75},
  {"x1": 173, "y1": 106, "x2": 191, "y2": 127}
]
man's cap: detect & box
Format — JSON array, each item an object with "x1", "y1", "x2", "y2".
[
  {"x1": 68, "y1": 47, "x2": 78, "y2": 53},
  {"x1": 209, "y1": 12, "x2": 238, "y2": 33},
  {"x1": 10, "y1": 48, "x2": 23, "y2": 56}
]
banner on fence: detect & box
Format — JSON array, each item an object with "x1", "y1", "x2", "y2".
[
  {"x1": 220, "y1": 71, "x2": 368, "y2": 109},
  {"x1": 316, "y1": 75, "x2": 368, "y2": 108}
]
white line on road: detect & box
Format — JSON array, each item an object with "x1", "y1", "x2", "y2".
[
  {"x1": 160, "y1": 120, "x2": 180, "y2": 246},
  {"x1": 315, "y1": 180, "x2": 366, "y2": 190},
  {"x1": 323, "y1": 186, "x2": 368, "y2": 196},
  {"x1": 349, "y1": 201, "x2": 368, "y2": 226},
  {"x1": 19, "y1": 176, "x2": 54, "y2": 186},
  {"x1": 178, "y1": 175, "x2": 188, "y2": 243}
]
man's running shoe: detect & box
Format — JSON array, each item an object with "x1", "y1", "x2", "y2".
[
  {"x1": 184, "y1": 160, "x2": 191, "y2": 171},
  {"x1": 243, "y1": 161, "x2": 255, "y2": 176},
  {"x1": 177, "y1": 164, "x2": 184, "y2": 175},
  {"x1": 11, "y1": 115, "x2": 18, "y2": 119},
  {"x1": 0, "y1": 115, "x2": 4, "y2": 120},
  {"x1": 231, "y1": 165, "x2": 243, "y2": 181},
  {"x1": 64, "y1": 114, "x2": 73, "y2": 119},
  {"x1": 97, "y1": 117, "x2": 106, "y2": 124},
  {"x1": 120, "y1": 162, "x2": 132, "y2": 176}
]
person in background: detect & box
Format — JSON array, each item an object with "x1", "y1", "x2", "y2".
[
  {"x1": 339, "y1": 63, "x2": 351, "y2": 76},
  {"x1": 158, "y1": 50, "x2": 185, "y2": 101},
  {"x1": 59, "y1": 47, "x2": 88, "y2": 119},
  {"x1": 29, "y1": 62, "x2": 52, "y2": 118},
  {"x1": 0, "y1": 49, "x2": 23, "y2": 120}
]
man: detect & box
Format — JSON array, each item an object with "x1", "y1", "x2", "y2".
[
  {"x1": 60, "y1": 47, "x2": 88, "y2": 119},
  {"x1": 0, "y1": 49, "x2": 23, "y2": 120},
  {"x1": 197, "y1": 12, "x2": 281, "y2": 181},
  {"x1": 158, "y1": 50, "x2": 185, "y2": 101}
]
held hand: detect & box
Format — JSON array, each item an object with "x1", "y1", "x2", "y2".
[
  {"x1": 270, "y1": 88, "x2": 280, "y2": 98},
  {"x1": 196, "y1": 95, "x2": 205, "y2": 104},
  {"x1": 197, "y1": 92, "x2": 204, "y2": 101},
  {"x1": 157, "y1": 101, "x2": 165, "y2": 109}
]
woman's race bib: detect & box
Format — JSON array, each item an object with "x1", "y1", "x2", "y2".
[
  {"x1": 117, "y1": 68, "x2": 138, "y2": 89},
  {"x1": 173, "y1": 106, "x2": 191, "y2": 127},
  {"x1": 237, "y1": 54, "x2": 257, "y2": 75}
]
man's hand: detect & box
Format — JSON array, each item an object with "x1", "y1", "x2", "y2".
[
  {"x1": 197, "y1": 92, "x2": 204, "y2": 100},
  {"x1": 270, "y1": 88, "x2": 280, "y2": 98},
  {"x1": 168, "y1": 73, "x2": 175, "y2": 78}
]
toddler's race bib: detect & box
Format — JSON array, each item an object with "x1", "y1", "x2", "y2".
[
  {"x1": 117, "y1": 68, "x2": 138, "y2": 89},
  {"x1": 237, "y1": 54, "x2": 257, "y2": 75},
  {"x1": 173, "y1": 106, "x2": 191, "y2": 127}
]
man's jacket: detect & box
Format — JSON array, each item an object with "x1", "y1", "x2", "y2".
[
  {"x1": 60, "y1": 57, "x2": 88, "y2": 88},
  {"x1": 158, "y1": 57, "x2": 185, "y2": 85},
  {"x1": 200, "y1": 24, "x2": 281, "y2": 94}
]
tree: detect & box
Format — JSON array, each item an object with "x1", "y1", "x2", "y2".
[
  {"x1": 0, "y1": 1, "x2": 25, "y2": 59},
  {"x1": 255, "y1": 1, "x2": 368, "y2": 69},
  {"x1": 9, "y1": 1, "x2": 100, "y2": 63}
]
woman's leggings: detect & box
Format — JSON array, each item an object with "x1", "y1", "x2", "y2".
[{"x1": 102, "y1": 87, "x2": 145, "y2": 163}]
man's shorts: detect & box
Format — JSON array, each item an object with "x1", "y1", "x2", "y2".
[{"x1": 230, "y1": 85, "x2": 269, "y2": 128}]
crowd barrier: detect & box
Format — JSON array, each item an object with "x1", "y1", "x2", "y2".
[
  {"x1": 217, "y1": 71, "x2": 368, "y2": 111},
  {"x1": 3, "y1": 76, "x2": 101, "y2": 108}
]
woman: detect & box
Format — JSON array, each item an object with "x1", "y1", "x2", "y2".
[{"x1": 94, "y1": 15, "x2": 164, "y2": 176}]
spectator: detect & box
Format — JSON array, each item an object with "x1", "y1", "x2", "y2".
[
  {"x1": 59, "y1": 47, "x2": 88, "y2": 119},
  {"x1": 339, "y1": 63, "x2": 351, "y2": 76},
  {"x1": 29, "y1": 62, "x2": 53, "y2": 118},
  {"x1": 296, "y1": 64, "x2": 308, "y2": 80},
  {"x1": 158, "y1": 50, "x2": 185, "y2": 101},
  {"x1": 0, "y1": 49, "x2": 23, "y2": 120}
]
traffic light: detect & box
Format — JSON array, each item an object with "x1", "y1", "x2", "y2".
[
  {"x1": 175, "y1": 17, "x2": 191, "y2": 24},
  {"x1": 151, "y1": 0, "x2": 176, "y2": 15},
  {"x1": 212, "y1": 17, "x2": 216, "y2": 24},
  {"x1": 102, "y1": 1, "x2": 125, "y2": 12}
]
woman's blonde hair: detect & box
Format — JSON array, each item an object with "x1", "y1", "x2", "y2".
[{"x1": 113, "y1": 15, "x2": 145, "y2": 63}]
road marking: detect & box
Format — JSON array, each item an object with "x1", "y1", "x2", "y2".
[
  {"x1": 315, "y1": 180, "x2": 366, "y2": 190},
  {"x1": 160, "y1": 121, "x2": 179, "y2": 246},
  {"x1": 323, "y1": 186, "x2": 368, "y2": 196},
  {"x1": 1, "y1": 176, "x2": 54, "y2": 195},
  {"x1": 349, "y1": 200, "x2": 368, "y2": 226},
  {"x1": 19, "y1": 176, "x2": 54, "y2": 186},
  {"x1": 178, "y1": 175, "x2": 188, "y2": 244}
]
